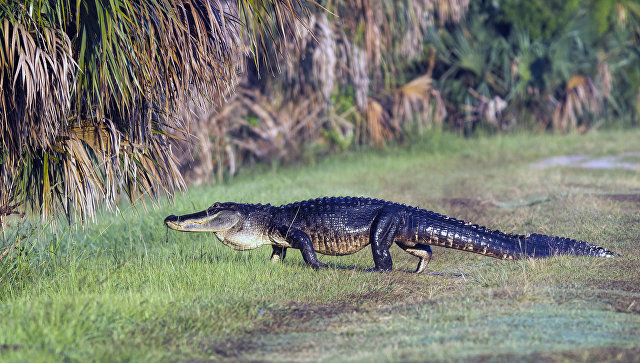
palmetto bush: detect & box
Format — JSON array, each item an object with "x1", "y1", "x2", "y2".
[
  {"x1": 0, "y1": 0, "x2": 305, "y2": 223},
  {"x1": 427, "y1": 12, "x2": 609, "y2": 133}
]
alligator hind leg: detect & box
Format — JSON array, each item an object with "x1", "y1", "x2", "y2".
[
  {"x1": 270, "y1": 245, "x2": 287, "y2": 263},
  {"x1": 398, "y1": 243, "x2": 432, "y2": 273}
]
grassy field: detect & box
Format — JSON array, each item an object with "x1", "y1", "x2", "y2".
[{"x1": 1, "y1": 130, "x2": 640, "y2": 361}]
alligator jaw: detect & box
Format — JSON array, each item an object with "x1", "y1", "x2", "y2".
[
  {"x1": 164, "y1": 215, "x2": 182, "y2": 230},
  {"x1": 163, "y1": 209, "x2": 241, "y2": 233},
  {"x1": 163, "y1": 213, "x2": 205, "y2": 232}
]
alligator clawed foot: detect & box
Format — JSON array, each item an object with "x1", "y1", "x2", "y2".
[
  {"x1": 424, "y1": 271, "x2": 465, "y2": 277},
  {"x1": 311, "y1": 262, "x2": 328, "y2": 270}
]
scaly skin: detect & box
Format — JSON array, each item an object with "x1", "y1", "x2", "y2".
[{"x1": 164, "y1": 197, "x2": 618, "y2": 272}]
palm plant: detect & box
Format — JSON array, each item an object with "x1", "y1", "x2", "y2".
[
  {"x1": 426, "y1": 1, "x2": 632, "y2": 133},
  {"x1": 0, "y1": 0, "x2": 305, "y2": 223}
]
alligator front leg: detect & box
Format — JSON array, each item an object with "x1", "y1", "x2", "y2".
[
  {"x1": 282, "y1": 227, "x2": 327, "y2": 270},
  {"x1": 270, "y1": 245, "x2": 287, "y2": 263},
  {"x1": 368, "y1": 207, "x2": 401, "y2": 272}
]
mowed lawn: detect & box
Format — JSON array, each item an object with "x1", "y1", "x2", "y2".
[{"x1": 1, "y1": 130, "x2": 640, "y2": 361}]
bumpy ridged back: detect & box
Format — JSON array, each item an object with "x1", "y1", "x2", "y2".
[
  {"x1": 272, "y1": 196, "x2": 618, "y2": 259},
  {"x1": 278, "y1": 196, "x2": 390, "y2": 210},
  {"x1": 275, "y1": 197, "x2": 390, "y2": 256}
]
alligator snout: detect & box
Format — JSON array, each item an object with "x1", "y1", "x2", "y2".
[{"x1": 164, "y1": 215, "x2": 179, "y2": 226}]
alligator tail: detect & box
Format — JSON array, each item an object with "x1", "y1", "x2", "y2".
[
  {"x1": 410, "y1": 209, "x2": 619, "y2": 259},
  {"x1": 519, "y1": 233, "x2": 618, "y2": 258}
]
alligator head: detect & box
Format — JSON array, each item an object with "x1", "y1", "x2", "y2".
[{"x1": 164, "y1": 202, "x2": 270, "y2": 250}]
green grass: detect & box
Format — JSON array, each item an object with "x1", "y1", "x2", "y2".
[{"x1": 1, "y1": 130, "x2": 640, "y2": 361}]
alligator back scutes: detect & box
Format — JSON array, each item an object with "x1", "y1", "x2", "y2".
[
  {"x1": 273, "y1": 197, "x2": 617, "y2": 259},
  {"x1": 278, "y1": 196, "x2": 390, "y2": 210},
  {"x1": 278, "y1": 196, "x2": 524, "y2": 240},
  {"x1": 416, "y1": 208, "x2": 525, "y2": 241}
]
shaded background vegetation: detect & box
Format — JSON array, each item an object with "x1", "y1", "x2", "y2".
[
  {"x1": 180, "y1": 0, "x2": 640, "y2": 184},
  {"x1": 1, "y1": 0, "x2": 640, "y2": 223}
]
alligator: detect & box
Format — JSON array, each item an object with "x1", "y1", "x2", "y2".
[{"x1": 163, "y1": 196, "x2": 617, "y2": 272}]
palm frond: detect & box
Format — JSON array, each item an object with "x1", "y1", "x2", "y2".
[
  {"x1": 0, "y1": 0, "x2": 308, "y2": 222},
  {"x1": 552, "y1": 75, "x2": 603, "y2": 132}
]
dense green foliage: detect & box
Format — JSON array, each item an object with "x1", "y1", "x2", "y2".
[
  {"x1": 436, "y1": 0, "x2": 640, "y2": 132},
  {"x1": 497, "y1": 0, "x2": 582, "y2": 40}
]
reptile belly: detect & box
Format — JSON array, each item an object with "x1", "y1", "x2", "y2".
[{"x1": 309, "y1": 230, "x2": 370, "y2": 256}]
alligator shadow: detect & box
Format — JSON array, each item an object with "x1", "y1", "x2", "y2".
[{"x1": 325, "y1": 263, "x2": 465, "y2": 277}]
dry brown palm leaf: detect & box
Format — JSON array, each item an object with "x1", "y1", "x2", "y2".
[
  {"x1": 366, "y1": 98, "x2": 388, "y2": 146},
  {"x1": 435, "y1": 0, "x2": 469, "y2": 24},
  {"x1": 0, "y1": 19, "x2": 75, "y2": 155},
  {"x1": 399, "y1": 74, "x2": 435, "y2": 98},
  {"x1": 552, "y1": 75, "x2": 603, "y2": 132},
  {"x1": 173, "y1": 0, "x2": 474, "y2": 181},
  {"x1": 393, "y1": 74, "x2": 446, "y2": 132}
]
